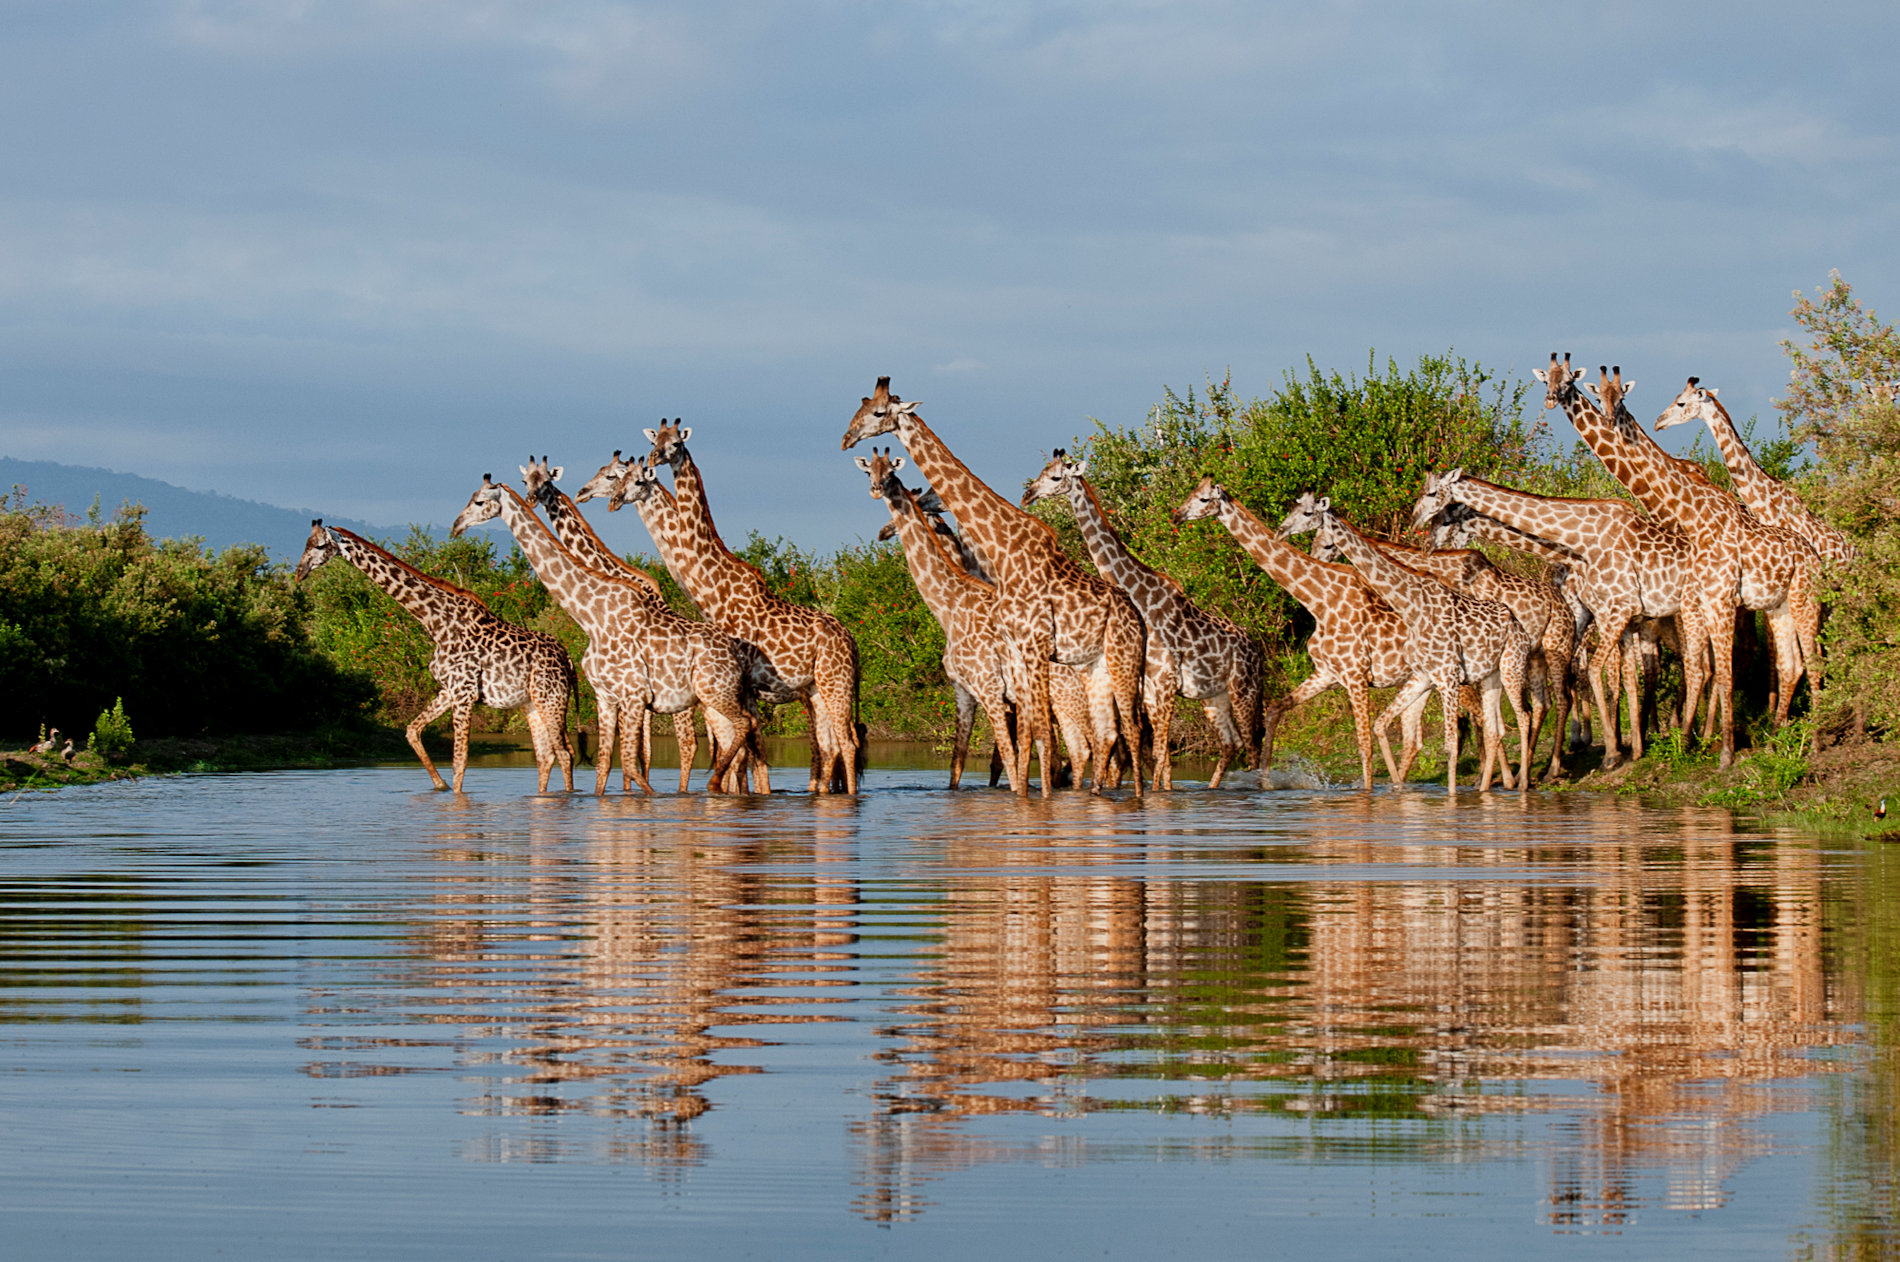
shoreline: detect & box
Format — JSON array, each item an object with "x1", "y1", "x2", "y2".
[{"x1": 7, "y1": 724, "x2": 1897, "y2": 840}]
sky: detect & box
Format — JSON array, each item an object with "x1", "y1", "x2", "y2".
[{"x1": 2, "y1": 1, "x2": 1896, "y2": 556}]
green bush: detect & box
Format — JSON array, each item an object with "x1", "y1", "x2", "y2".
[{"x1": 88, "y1": 697, "x2": 134, "y2": 762}]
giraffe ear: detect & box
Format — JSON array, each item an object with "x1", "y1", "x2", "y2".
[
  {"x1": 1070, "y1": 458, "x2": 1088, "y2": 477},
  {"x1": 1532, "y1": 369, "x2": 1550, "y2": 384},
  {"x1": 550, "y1": 465, "x2": 564, "y2": 481},
  {"x1": 891, "y1": 455, "x2": 906, "y2": 471},
  {"x1": 853, "y1": 456, "x2": 873, "y2": 473},
  {"x1": 895, "y1": 400, "x2": 920, "y2": 415},
  {"x1": 519, "y1": 464, "x2": 533, "y2": 481},
  {"x1": 643, "y1": 428, "x2": 659, "y2": 444},
  {"x1": 1703, "y1": 387, "x2": 1716, "y2": 398},
  {"x1": 1620, "y1": 381, "x2": 1635, "y2": 397},
  {"x1": 679, "y1": 427, "x2": 692, "y2": 443}
]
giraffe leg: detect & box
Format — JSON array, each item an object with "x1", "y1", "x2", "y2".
[
  {"x1": 1541, "y1": 638, "x2": 1575, "y2": 782},
  {"x1": 523, "y1": 705, "x2": 556, "y2": 793},
  {"x1": 1438, "y1": 679, "x2": 1462, "y2": 794},
  {"x1": 979, "y1": 683, "x2": 1019, "y2": 795},
  {"x1": 1144, "y1": 663, "x2": 1174, "y2": 792},
  {"x1": 405, "y1": 691, "x2": 457, "y2": 791},
  {"x1": 1587, "y1": 614, "x2": 1631, "y2": 768},
  {"x1": 1395, "y1": 689, "x2": 1433, "y2": 786},
  {"x1": 672, "y1": 710, "x2": 698, "y2": 793},
  {"x1": 950, "y1": 682, "x2": 978, "y2": 790},
  {"x1": 1706, "y1": 600, "x2": 1739, "y2": 768},
  {"x1": 593, "y1": 700, "x2": 618, "y2": 796},
  {"x1": 1500, "y1": 644, "x2": 1530, "y2": 791},
  {"x1": 1236, "y1": 657, "x2": 1265, "y2": 773},
  {"x1": 450, "y1": 702, "x2": 473, "y2": 793},
  {"x1": 1764, "y1": 603, "x2": 1805, "y2": 729},
  {"x1": 1373, "y1": 676, "x2": 1433, "y2": 789}
]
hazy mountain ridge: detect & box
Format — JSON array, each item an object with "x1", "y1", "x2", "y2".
[{"x1": 1, "y1": 458, "x2": 405, "y2": 561}]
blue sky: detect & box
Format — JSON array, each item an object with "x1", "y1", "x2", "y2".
[{"x1": 2, "y1": 1, "x2": 1895, "y2": 554}]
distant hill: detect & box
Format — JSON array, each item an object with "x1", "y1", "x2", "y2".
[{"x1": 0, "y1": 458, "x2": 403, "y2": 561}]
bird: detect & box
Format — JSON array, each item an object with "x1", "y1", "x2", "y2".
[
  {"x1": 29, "y1": 728, "x2": 60, "y2": 755},
  {"x1": 1877, "y1": 798, "x2": 1888, "y2": 820},
  {"x1": 59, "y1": 739, "x2": 76, "y2": 764}
]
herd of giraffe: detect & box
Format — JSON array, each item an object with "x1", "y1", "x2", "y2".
[{"x1": 292, "y1": 356, "x2": 1848, "y2": 796}]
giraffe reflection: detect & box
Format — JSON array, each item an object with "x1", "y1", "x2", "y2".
[
  {"x1": 855, "y1": 798, "x2": 1839, "y2": 1228},
  {"x1": 398, "y1": 795, "x2": 860, "y2": 1169}
]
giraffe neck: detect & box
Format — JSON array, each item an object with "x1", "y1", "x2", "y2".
[
  {"x1": 1450, "y1": 477, "x2": 1632, "y2": 553},
  {"x1": 490, "y1": 487, "x2": 620, "y2": 637},
  {"x1": 1321, "y1": 512, "x2": 1434, "y2": 623},
  {"x1": 1360, "y1": 533, "x2": 1481, "y2": 586},
  {"x1": 1207, "y1": 496, "x2": 1360, "y2": 610},
  {"x1": 1066, "y1": 475, "x2": 1176, "y2": 600},
  {"x1": 1561, "y1": 389, "x2": 1727, "y2": 538},
  {"x1": 885, "y1": 492, "x2": 986, "y2": 625},
  {"x1": 541, "y1": 484, "x2": 667, "y2": 602},
  {"x1": 890, "y1": 411, "x2": 1056, "y2": 588},
  {"x1": 328, "y1": 528, "x2": 479, "y2": 639},
  {"x1": 1457, "y1": 513, "x2": 1579, "y2": 566},
  {"x1": 665, "y1": 450, "x2": 769, "y2": 612},
  {"x1": 1699, "y1": 395, "x2": 1781, "y2": 513},
  {"x1": 628, "y1": 481, "x2": 695, "y2": 587}
]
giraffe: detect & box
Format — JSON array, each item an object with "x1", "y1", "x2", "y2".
[
  {"x1": 1281, "y1": 494, "x2": 1531, "y2": 792},
  {"x1": 1411, "y1": 468, "x2": 1694, "y2": 767},
  {"x1": 292, "y1": 520, "x2": 575, "y2": 793},
  {"x1": 840, "y1": 378, "x2": 1146, "y2": 797},
  {"x1": 450, "y1": 474, "x2": 757, "y2": 795},
  {"x1": 1023, "y1": 449, "x2": 1264, "y2": 788},
  {"x1": 881, "y1": 483, "x2": 1102, "y2": 791},
  {"x1": 1654, "y1": 378, "x2": 1856, "y2": 564},
  {"x1": 855, "y1": 448, "x2": 1021, "y2": 792},
  {"x1": 521, "y1": 455, "x2": 767, "y2": 793},
  {"x1": 1306, "y1": 521, "x2": 1576, "y2": 780},
  {"x1": 1170, "y1": 476, "x2": 1451, "y2": 790},
  {"x1": 1539, "y1": 354, "x2": 1819, "y2": 765},
  {"x1": 620, "y1": 425, "x2": 863, "y2": 794}
]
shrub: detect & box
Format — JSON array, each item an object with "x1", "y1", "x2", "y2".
[{"x1": 88, "y1": 697, "x2": 134, "y2": 762}]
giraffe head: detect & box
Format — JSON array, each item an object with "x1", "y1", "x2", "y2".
[
  {"x1": 520, "y1": 455, "x2": 566, "y2": 513},
  {"x1": 292, "y1": 519, "x2": 341, "y2": 581},
  {"x1": 851, "y1": 446, "x2": 908, "y2": 502},
  {"x1": 1410, "y1": 467, "x2": 1468, "y2": 531},
  {"x1": 606, "y1": 457, "x2": 663, "y2": 513},
  {"x1": 1581, "y1": 365, "x2": 1643, "y2": 441},
  {"x1": 643, "y1": 419, "x2": 692, "y2": 468},
  {"x1": 1276, "y1": 491, "x2": 1329, "y2": 539},
  {"x1": 1170, "y1": 474, "x2": 1230, "y2": 525},
  {"x1": 1020, "y1": 449, "x2": 1086, "y2": 509},
  {"x1": 575, "y1": 450, "x2": 633, "y2": 503},
  {"x1": 449, "y1": 474, "x2": 506, "y2": 537},
  {"x1": 1531, "y1": 351, "x2": 1588, "y2": 410},
  {"x1": 841, "y1": 376, "x2": 920, "y2": 450},
  {"x1": 1654, "y1": 376, "x2": 1720, "y2": 433}
]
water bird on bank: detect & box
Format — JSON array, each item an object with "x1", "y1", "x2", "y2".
[
  {"x1": 60, "y1": 739, "x2": 76, "y2": 764},
  {"x1": 30, "y1": 728, "x2": 60, "y2": 754},
  {"x1": 1877, "y1": 798, "x2": 1887, "y2": 820}
]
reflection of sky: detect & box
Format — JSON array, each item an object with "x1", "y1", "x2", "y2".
[
  {"x1": 0, "y1": 768, "x2": 1874, "y2": 1254},
  {"x1": 2, "y1": 4, "x2": 1895, "y2": 548}
]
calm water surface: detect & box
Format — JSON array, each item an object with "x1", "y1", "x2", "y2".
[{"x1": 2, "y1": 762, "x2": 1896, "y2": 1259}]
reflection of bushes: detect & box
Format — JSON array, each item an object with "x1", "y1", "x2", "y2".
[{"x1": 0, "y1": 494, "x2": 374, "y2": 742}]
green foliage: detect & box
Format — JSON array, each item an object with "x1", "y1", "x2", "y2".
[
  {"x1": 0, "y1": 490, "x2": 376, "y2": 742},
  {"x1": 1702, "y1": 721, "x2": 1813, "y2": 808},
  {"x1": 1776, "y1": 274, "x2": 1900, "y2": 734},
  {"x1": 1054, "y1": 352, "x2": 1544, "y2": 658},
  {"x1": 88, "y1": 697, "x2": 134, "y2": 762}
]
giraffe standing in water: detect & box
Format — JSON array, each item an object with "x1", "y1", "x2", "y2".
[
  {"x1": 1307, "y1": 517, "x2": 1575, "y2": 780},
  {"x1": 1171, "y1": 476, "x2": 1452, "y2": 789},
  {"x1": 522, "y1": 456, "x2": 766, "y2": 792},
  {"x1": 1280, "y1": 494, "x2": 1531, "y2": 793},
  {"x1": 841, "y1": 379, "x2": 1146, "y2": 797},
  {"x1": 634, "y1": 423, "x2": 863, "y2": 793},
  {"x1": 1411, "y1": 471, "x2": 1693, "y2": 767},
  {"x1": 451, "y1": 474, "x2": 757, "y2": 795},
  {"x1": 1023, "y1": 450, "x2": 1264, "y2": 788},
  {"x1": 856, "y1": 449, "x2": 1021, "y2": 792},
  {"x1": 293, "y1": 521, "x2": 575, "y2": 793}
]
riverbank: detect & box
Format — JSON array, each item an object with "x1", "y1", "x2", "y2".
[{"x1": 9, "y1": 706, "x2": 1899, "y2": 839}]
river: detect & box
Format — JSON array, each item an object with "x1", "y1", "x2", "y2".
[{"x1": 1, "y1": 760, "x2": 1894, "y2": 1258}]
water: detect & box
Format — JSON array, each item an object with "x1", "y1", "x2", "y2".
[{"x1": 1, "y1": 763, "x2": 1894, "y2": 1259}]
